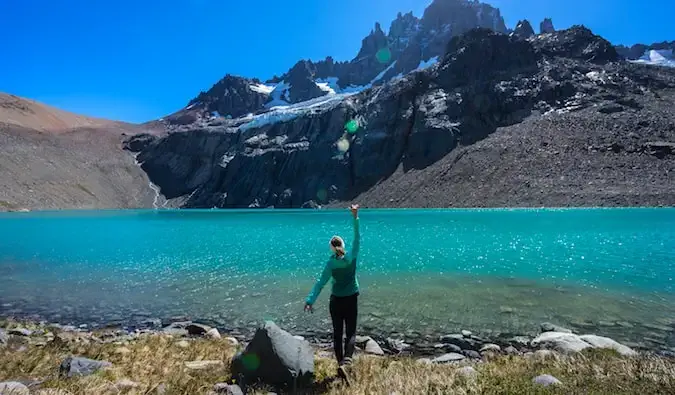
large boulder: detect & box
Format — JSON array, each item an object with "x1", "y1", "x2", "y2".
[
  {"x1": 231, "y1": 321, "x2": 314, "y2": 390},
  {"x1": 531, "y1": 332, "x2": 592, "y2": 353},
  {"x1": 59, "y1": 356, "x2": 112, "y2": 378},
  {"x1": 578, "y1": 335, "x2": 637, "y2": 356}
]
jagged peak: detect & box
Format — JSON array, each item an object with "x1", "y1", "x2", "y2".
[{"x1": 540, "y1": 18, "x2": 555, "y2": 34}]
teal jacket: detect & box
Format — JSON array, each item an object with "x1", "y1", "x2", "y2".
[{"x1": 306, "y1": 217, "x2": 360, "y2": 305}]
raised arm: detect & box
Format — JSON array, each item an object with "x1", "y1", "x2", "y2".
[
  {"x1": 350, "y1": 204, "x2": 360, "y2": 261},
  {"x1": 305, "y1": 261, "x2": 332, "y2": 306}
]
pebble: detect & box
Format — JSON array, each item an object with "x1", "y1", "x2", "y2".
[
  {"x1": 213, "y1": 383, "x2": 244, "y2": 395},
  {"x1": 184, "y1": 360, "x2": 225, "y2": 370},
  {"x1": 533, "y1": 374, "x2": 562, "y2": 387},
  {"x1": 504, "y1": 345, "x2": 520, "y2": 355},
  {"x1": 461, "y1": 330, "x2": 472, "y2": 338}
]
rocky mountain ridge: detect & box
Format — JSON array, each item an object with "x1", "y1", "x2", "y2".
[{"x1": 125, "y1": 26, "x2": 675, "y2": 209}]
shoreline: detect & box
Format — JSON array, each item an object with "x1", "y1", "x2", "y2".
[{"x1": 2, "y1": 313, "x2": 673, "y2": 360}]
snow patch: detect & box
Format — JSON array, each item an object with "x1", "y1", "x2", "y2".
[
  {"x1": 416, "y1": 56, "x2": 439, "y2": 71},
  {"x1": 250, "y1": 83, "x2": 275, "y2": 94},
  {"x1": 372, "y1": 61, "x2": 397, "y2": 83},
  {"x1": 315, "y1": 79, "x2": 337, "y2": 95},
  {"x1": 266, "y1": 81, "x2": 291, "y2": 108},
  {"x1": 631, "y1": 49, "x2": 675, "y2": 68},
  {"x1": 240, "y1": 93, "x2": 357, "y2": 131}
]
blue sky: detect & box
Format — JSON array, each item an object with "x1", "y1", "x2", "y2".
[{"x1": 1, "y1": 0, "x2": 673, "y2": 123}]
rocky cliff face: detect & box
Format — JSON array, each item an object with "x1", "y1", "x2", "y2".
[
  {"x1": 126, "y1": 26, "x2": 675, "y2": 209},
  {"x1": 512, "y1": 20, "x2": 535, "y2": 39},
  {"x1": 540, "y1": 18, "x2": 555, "y2": 34},
  {"x1": 616, "y1": 41, "x2": 675, "y2": 60}
]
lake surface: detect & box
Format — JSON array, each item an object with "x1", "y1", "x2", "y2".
[{"x1": 1, "y1": 209, "x2": 674, "y2": 350}]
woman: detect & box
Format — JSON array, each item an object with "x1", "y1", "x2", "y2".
[{"x1": 304, "y1": 204, "x2": 360, "y2": 382}]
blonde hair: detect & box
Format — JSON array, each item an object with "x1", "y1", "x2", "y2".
[{"x1": 330, "y1": 236, "x2": 345, "y2": 257}]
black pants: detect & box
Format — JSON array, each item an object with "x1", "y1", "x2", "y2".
[{"x1": 329, "y1": 293, "x2": 358, "y2": 364}]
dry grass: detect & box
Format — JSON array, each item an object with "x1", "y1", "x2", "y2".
[{"x1": 1, "y1": 332, "x2": 674, "y2": 395}]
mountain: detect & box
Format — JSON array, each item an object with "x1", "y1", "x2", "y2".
[
  {"x1": 0, "y1": 94, "x2": 159, "y2": 211},
  {"x1": 616, "y1": 41, "x2": 675, "y2": 68},
  {"x1": 125, "y1": 26, "x2": 675, "y2": 209},
  {"x1": 167, "y1": 0, "x2": 508, "y2": 128}
]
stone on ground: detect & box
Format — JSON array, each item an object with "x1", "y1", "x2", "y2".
[
  {"x1": 184, "y1": 360, "x2": 225, "y2": 371},
  {"x1": 185, "y1": 323, "x2": 211, "y2": 336},
  {"x1": 531, "y1": 332, "x2": 591, "y2": 353},
  {"x1": 456, "y1": 366, "x2": 478, "y2": 379},
  {"x1": 365, "y1": 339, "x2": 385, "y2": 355},
  {"x1": 0, "y1": 329, "x2": 7, "y2": 345},
  {"x1": 462, "y1": 350, "x2": 481, "y2": 359},
  {"x1": 213, "y1": 383, "x2": 244, "y2": 395},
  {"x1": 533, "y1": 374, "x2": 562, "y2": 387},
  {"x1": 461, "y1": 330, "x2": 472, "y2": 338},
  {"x1": 206, "y1": 328, "x2": 222, "y2": 339},
  {"x1": 8, "y1": 328, "x2": 32, "y2": 337},
  {"x1": 59, "y1": 356, "x2": 112, "y2": 378},
  {"x1": 0, "y1": 382, "x2": 30, "y2": 395},
  {"x1": 431, "y1": 353, "x2": 465, "y2": 363},
  {"x1": 114, "y1": 379, "x2": 140, "y2": 390},
  {"x1": 480, "y1": 344, "x2": 501, "y2": 353},
  {"x1": 225, "y1": 337, "x2": 239, "y2": 346},
  {"x1": 231, "y1": 321, "x2": 314, "y2": 389},
  {"x1": 579, "y1": 335, "x2": 637, "y2": 356}
]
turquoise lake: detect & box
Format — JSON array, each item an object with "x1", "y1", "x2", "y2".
[{"x1": 1, "y1": 209, "x2": 674, "y2": 349}]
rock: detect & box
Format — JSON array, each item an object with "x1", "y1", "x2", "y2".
[
  {"x1": 504, "y1": 346, "x2": 520, "y2": 355},
  {"x1": 508, "y1": 336, "x2": 531, "y2": 347},
  {"x1": 59, "y1": 356, "x2": 112, "y2": 377},
  {"x1": 175, "y1": 340, "x2": 190, "y2": 349},
  {"x1": 531, "y1": 332, "x2": 591, "y2": 353},
  {"x1": 213, "y1": 383, "x2": 244, "y2": 395},
  {"x1": 0, "y1": 329, "x2": 7, "y2": 345},
  {"x1": 385, "y1": 337, "x2": 410, "y2": 353},
  {"x1": 643, "y1": 142, "x2": 675, "y2": 159},
  {"x1": 184, "y1": 360, "x2": 225, "y2": 371},
  {"x1": 8, "y1": 328, "x2": 32, "y2": 337},
  {"x1": 439, "y1": 334, "x2": 478, "y2": 351},
  {"x1": 114, "y1": 379, "x2": 140, "y2": 390},
  {"x1": 462, "y1": 350, "x2": 481, "y2": 359},
  {"x1": 0, "y1": 382, "x2": 30, "y2": 395},
  {"x1": 185, "y1": 323, "x2": 211, "y2": 336},
  {"x1": 540, "y1": 18, "x2": 555, "y2": 34},
  {"x1": 162, "y1": 327, "x2": 188, "y2": 337},
  {"x1": 461, "y1": 330, "x2": 472, "y2": 338},
  {"x1": 533, "y1": 374, "x2": 562, "y2": 387},
  {"x1": 512, "y1": 20, "x2": 535, "y2": 39},
  {"x1": 578, "y1": 335, "x2": 637, "y2": 356},
  {"x1": 456, "y1": 366, "x2": 478, "y2": 379},
  {"x1": 446, "y1": 344, "x2": 463, "y2": 353},
  {"x1": 365, "y1": 339, "x2": 385, "y2": 356},
  {"x1": 431, "y1": 353, "x2": 465, "y2": 364},
  {"x1": 231, "y1": 321, "x2": 314, "y2": 389},
  {"x1": 598, "y1": 103, "x2": 624, "y2": 114},
  {"x1": 416, "y1": 358, "x2": 433, "y2": 365},
  {"x1": 155, "y1": 383, "x2": 167, "y2": 395},
  {"x1": 540, "y1": 322, "x2": 572, "y2": 334},
  {"x1": 480, "y1": 344, "x2": 501, "y2": 353},
  {"x1": 206, "y1": 328, "x2": 222, "y2": 339},
  {"x1": 225, "y1": 337, "x2": 239, "y2": 347}
]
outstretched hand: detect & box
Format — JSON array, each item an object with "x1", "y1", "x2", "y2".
[
  {"x1": 350, "y1": 204, "x2": 360, "y2": 218},
  {"x1": 304, "y1": 303, "x2": 314, "y2": 314}
]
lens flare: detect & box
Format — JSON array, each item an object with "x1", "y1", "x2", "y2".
[
  {"x1": 336, "y1": 138, "x2": 350, "y2": 153},
  {"x1": 345, "y1": 119, "x2": 359, "y2": 134},
  {"x1": 241, "y1": 353, "x2": 260, "y2": 371},
  {"x1": 376, "y1": 47, "x2": 392, "y2": 64},
  {"x1": 317, "y1": 189, "x2": 328, "y2": 202}
]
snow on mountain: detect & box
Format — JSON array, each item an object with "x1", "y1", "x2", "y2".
[
  {"x1": 249, "y1": 83, "x2": 275, "y2": 94},
  {"x1": 265, "y1": 81, "x2": 291, "y2": 108},
  {"x1": 315, "y1": 79, "x2": 337, "y2": 95},
  {"x1": 416, "y1": 56, "x2": 439, "y2": 71},
  {"x1": 632, "y1": 49, "x2": 675, "y2": 68}
]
